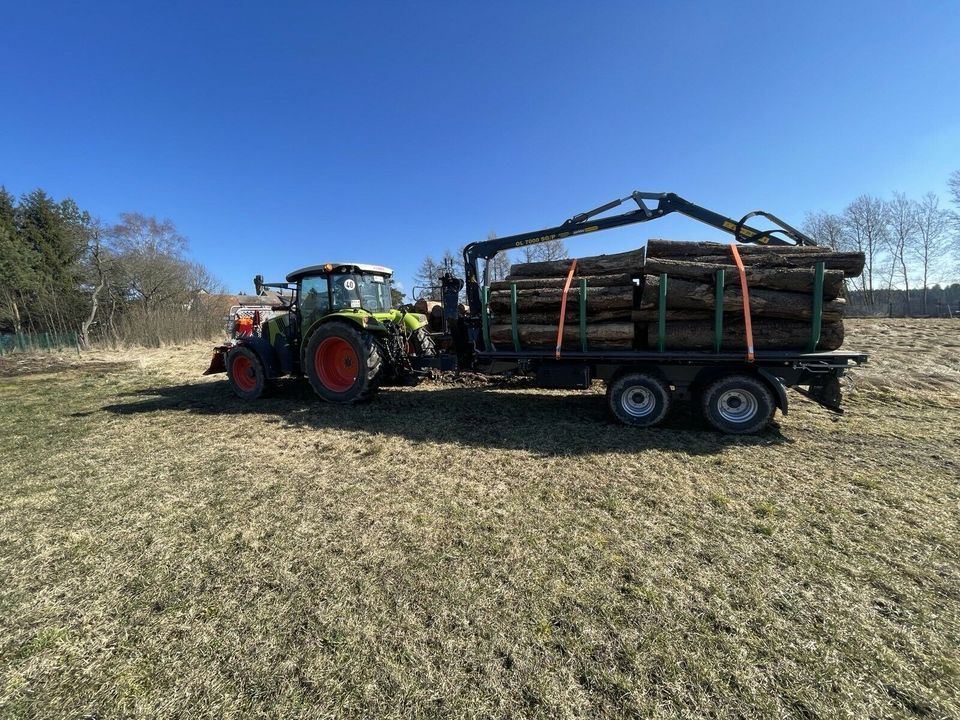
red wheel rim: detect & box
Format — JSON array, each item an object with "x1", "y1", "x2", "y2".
[
  {"x1": 231, "y1": 355, "x2": 257, "y2": 392},
  {"x1": 315, "y1": 337, "x2": 359, "y2": 392}
]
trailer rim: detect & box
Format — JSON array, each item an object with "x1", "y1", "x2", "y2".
[
  {"x1": 717, "y1": 389, "x2": 759, "y2": 423},
  {"x1": 621, "y1": 384, "x2": 657, "y2": 419}
]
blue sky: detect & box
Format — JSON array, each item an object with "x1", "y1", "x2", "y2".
[{"x1": 2, "y1": 1, "x2": 958, "y2": 294}]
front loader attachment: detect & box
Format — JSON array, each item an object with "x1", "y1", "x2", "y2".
[{"x1": 203, "y1": 346, "x2": 229, "y2": 375}]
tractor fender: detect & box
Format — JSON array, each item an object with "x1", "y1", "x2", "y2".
[
  {"x1": 302, "y1": 312, "x2": 381, "y2": 344},
  {"x1": 401, "y1": 312, "x2": 430, "y2": 333},
  {"x1": 757, "y1": 368, "x2": 789, "y2": 416}
]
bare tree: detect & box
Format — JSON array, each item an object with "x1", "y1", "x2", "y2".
[
  {"x1": 519, "y1": 237, "x2": 569, "y2": 264},
  {"x1": 414, "y1": 256, "x2": 441, "y2": 301},
  {"x1": 843, "y1": 196, "x2": 889, "y2": 306},
  {"x1": 108, "y1": 213, "x2": 193, "y2": 312},
  {"x1": 79, "y1": 219, "x2": 108, "y2": 347},
  {"x1": 479, "y1": 233, "x2": 511, "y2": 284},
  {"x1": 948, "y1": 170, "x2": 960, "y2": 210},
  {"x1": 885, "y1": 192, "x2": 917, "y2": 315},
  {"x1": 949, "y1": 170, "x2": 960, "y2": 276},
  {"x1": 914, "y1": 192, "x2": 952, "y2": 314},
  {"x1": 803, "y1": 211, "x2": 845, "y2": 250}
]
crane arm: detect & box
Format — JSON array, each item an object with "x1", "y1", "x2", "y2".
[{"x1": 461, "y1": 191, "x2": 816, "y2": 314}]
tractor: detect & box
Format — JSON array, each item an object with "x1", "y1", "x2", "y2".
[{"x1": 206, "y1": 262, "x2": 441, "y2": 402}]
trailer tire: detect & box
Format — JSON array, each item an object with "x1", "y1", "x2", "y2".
[
  {"x1": 227, "y1": 346, "x2": 269, "y2": 400},
  {"x1": 701, "y1": 374, "x2": 775, "y2": 435},
  {"x1": 607, "y1": 372, "x2": 671, "y2": 428},
  {"x1": 305, "y1": 322, "x2": 383, "y2": 403}
]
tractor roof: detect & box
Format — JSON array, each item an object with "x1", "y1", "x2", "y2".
[{"x1": 286, "y1": 263, "x2": 393, "y2": 282}]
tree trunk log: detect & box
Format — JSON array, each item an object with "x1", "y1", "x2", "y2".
[
  {"x1": 496, "y1": 309, "x2": 630, "y2": 324},
  {"x1": 489, "y1": 322, "x2": 633, "y2": 349},
  {"x1": 639, "y1": 276, "x2": 845, "y2": 321},
  {"x1": 489, "y1": 286, "x2": 633, "y2": 312},
  {"x1": 642, "y1": 258, "x2": 845, "y2": 297},
  {"x1": 646, "y1": 320, "x2": 843, "y2": 351},
  {"x1": 508, "y1": 249, "x2": 645, "y2": 278},
  {"x1": 413, "y1": 298, "x2": 441, "y2": 315},
  {"x1": 631, "y1": 309, "x2": 716, "y2": 322},
  {"x1": 491, "y1": 273, "x2": 634, "y2": 291},
  {"x1": 645, "y1": 240, "x2": 864, "y2": 277}
]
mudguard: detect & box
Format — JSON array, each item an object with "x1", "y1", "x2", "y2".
[{"x1": 757, "y1": 368, "x2": 789, "y2": 416}]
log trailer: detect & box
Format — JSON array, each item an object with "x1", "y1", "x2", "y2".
[{"x1": 205, "y1": 191, "x2": 867, "y2": 434}]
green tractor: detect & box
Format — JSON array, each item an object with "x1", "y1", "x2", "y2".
[{"x1": 206, "y1": 262, "x2": 443, "y2": 402}]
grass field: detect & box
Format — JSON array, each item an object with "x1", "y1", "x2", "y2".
[{"x1": 1, "y1": 319, "x2": 958, "y2": 719}]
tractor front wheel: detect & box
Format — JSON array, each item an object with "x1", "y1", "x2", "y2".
[
  {"x1": 305, "y1": 323, "x2": 384, "y2": 403},
  {"x1": 227, "y1": 346, "x2": 269, "y2": 400}
]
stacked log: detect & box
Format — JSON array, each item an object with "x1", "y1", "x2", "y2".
[
  {"x1": 488, "y1": 249, "x2": 642, "y2": 349},
  {"x1": 483, "y1": 240, "x2": 863, "y2": 353},
  {"x1": 638, "y1": 240, "x2": 864, "y2": 351}
]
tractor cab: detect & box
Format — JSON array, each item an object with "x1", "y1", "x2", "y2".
[{"x1": 286, "y1": 263, "x2": 395, "y2": 333}]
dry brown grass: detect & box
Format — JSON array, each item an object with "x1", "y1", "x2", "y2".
[{"x1": 1, "y1": 319, "x2": 958, "y2": 719}]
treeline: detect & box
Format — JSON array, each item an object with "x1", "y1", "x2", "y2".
[
  {"x1": 803, "y1": 170, "x2": 960, "y2": 316},
  {"x1": 0, "y1": 187, "x2": 224, "y2": 347}
]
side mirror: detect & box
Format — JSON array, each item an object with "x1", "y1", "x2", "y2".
[{"x1": 254, "y1": 274, "x2": 264, "y2": 295}]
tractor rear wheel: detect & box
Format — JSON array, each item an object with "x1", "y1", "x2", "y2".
[
  {"x1": 227, "y1": 346, "x2": 269, "y2": 400},
  {"x1": 305, "y1": 322, "x2": 384, "y2": 403}
]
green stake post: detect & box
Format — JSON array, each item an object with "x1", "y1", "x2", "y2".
[
  {"x1": 481, "y1": 285, "x2": 492, "y2": 350},
  {"x1": 807, "y1": 261, "x2": 824, "y2": 352}
]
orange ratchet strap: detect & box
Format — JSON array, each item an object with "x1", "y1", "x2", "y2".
[
  {"x1": 555, "y1": 259, "x2": 578, "y2": 359},
  {"x1": 729, "y1": 244, "x2": 754, "y2": 361}
]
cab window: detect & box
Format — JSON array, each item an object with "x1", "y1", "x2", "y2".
[{"x1": 300, "y1": 276, "x2": 330, "y2": 326}]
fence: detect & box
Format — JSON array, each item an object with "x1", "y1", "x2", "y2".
[{"x1": 0, "y1": 332, "x2": 80, "y2": 355}]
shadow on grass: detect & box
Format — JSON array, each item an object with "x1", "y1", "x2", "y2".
[{"x1": 98, "y1": 378, "x2": 790, "y2": 456}]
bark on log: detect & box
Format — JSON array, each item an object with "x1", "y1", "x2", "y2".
[
  {"x1": 646, "y1": 320, "x2": 843, "y2": 351},
  {"x1": 631, "y1": 309, "x2": 716, "y2": 322},
  {"x1": 496, "y1": 309, "x2": 630, "y2": 324},
  {"x1": 491, "y1": 273, "x2": 634, "y2": 291},
  {"x1": 642, "y1": 258, "x2": 845, "y2": 297},
  {"x1": 648, "y1": 239, "x2": 847, "y2": 256},
  {"x1": 488, "y1": 286, "x2": 633, "y2": 312},
  {"x1": 508, "y1": 249, "x2": 645, "y2": 278},
  {"x1": 639, "y1": 276, "x2": 846, "y2": 321},
  {"x1": 489, "y1": 322, "x2": 634, "y2": 349},
  {"x1": 645, "y1": 240, "x2": 864, "y2": 277}
]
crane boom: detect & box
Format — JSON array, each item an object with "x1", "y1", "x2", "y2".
[{"x1": 461, "y1": 191, "x2": 816, "y2": 314}]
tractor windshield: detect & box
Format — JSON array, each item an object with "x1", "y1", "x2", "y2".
[{"x1": 330, "y1": 273, "x2": 393, "y2": 313}]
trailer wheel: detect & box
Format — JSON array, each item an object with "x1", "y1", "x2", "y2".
[
  {"x1": 305, "y1": 322, "x2": 383, "y2": 403},
  {"x1": 227, "y1": 346, "x2": 269, "y2": 400},
  {"x1": 701, "y1": 374, "x2": 775, "y2": 435},
  {"x1": 607, "y1": 372, "x2": 671, "y2": 428}
]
